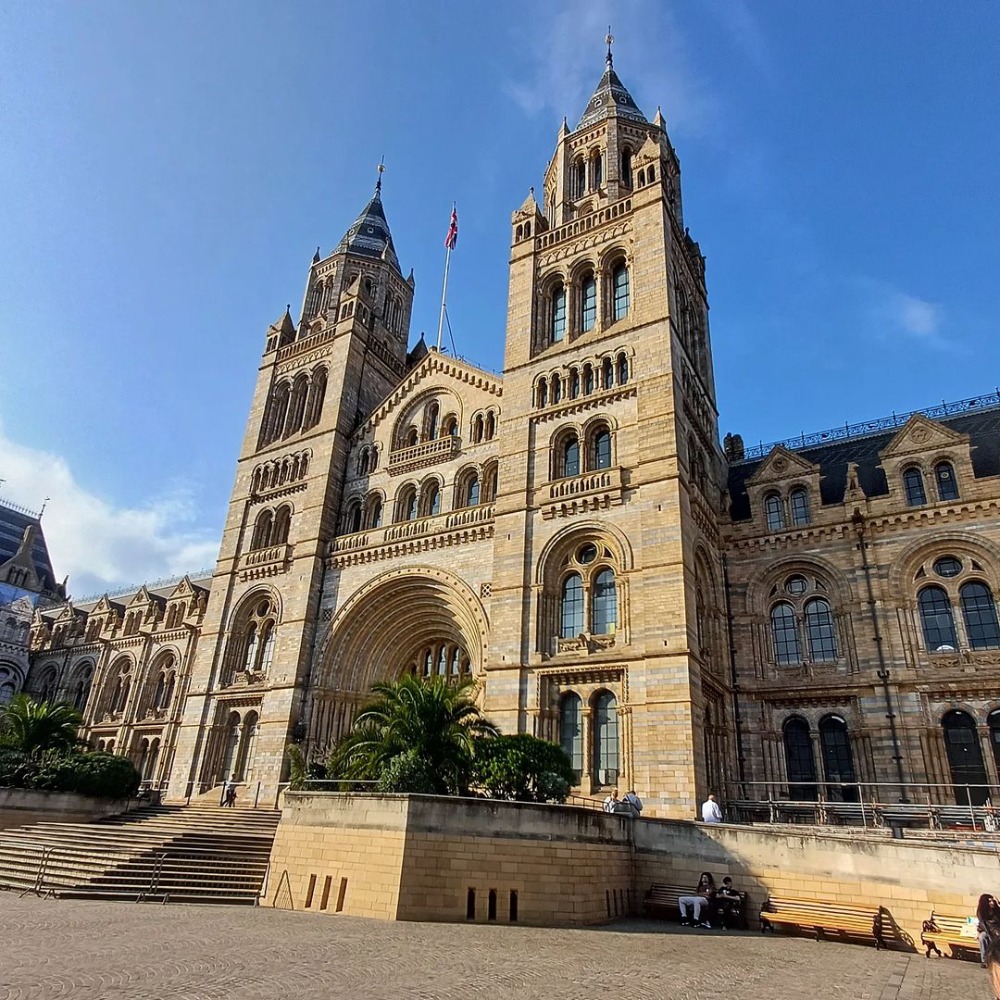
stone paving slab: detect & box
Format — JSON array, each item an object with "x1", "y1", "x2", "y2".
[{"x1": 0, "y1": 896, "x2": 989, "y2": 999}]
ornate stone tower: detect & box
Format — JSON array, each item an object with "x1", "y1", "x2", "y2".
[
  {"x1": 168, "y1": 176, "x2": 415, "y2": 802},
  {"x1": 488, "y1": 44, "x2": 726, "y2": 815}
]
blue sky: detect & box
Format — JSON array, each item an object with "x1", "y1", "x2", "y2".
[{"x1": 0, "y1": 1, "x2": 997, "y2": 596}]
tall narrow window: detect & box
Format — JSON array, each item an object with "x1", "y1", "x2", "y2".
[
  {"x1": 942, "y1": 710, "x2": 989, "y2": 806},
  {"x1": 935, "y1": 462, "x2": 959, "y2": 501},
  {"x1": 425, "y1": 482, "x2": 441, "y2": 517},
  {"x1": 569, "y1": 370, "x2": 580, "y2": 399},
  {"x1": 764, "y1": 493, "x2": 784, "y2": 531},
  {"x1": 790, "y1": 488, "x2": 810, "y2": 526},
  {"x1": 771, "y1": 602, "x2": 801, "y2": 664},
  {"x1": 918, "y1": 585, "x2": 956, "y2": 651},
  {"x1": 563, "y1": 437, "x2": 580, "y2": 478},
  {"x1": 903, "y1": 467, "x2": 926, "y2": 506},
  {"x1": 591, "y1": 151, "x2": 603, "y2": 190},
  {"x1": 602, "y1": 357, "x2": 614, "y2": 390},
  {"x1": 583, "y1": 365, "x2": 594, "y2": 394},
  {"x1": 552, "y1": 375, "x2": 562, "y2": 404},
  {"x1": 551, "y1": 285, "x2": 567, "y2": 343},
  {"x1": 466, "y1": 474, "x2": 480, "y2": 507},
  {"x1": 537, "y1": 380, "x2": 548, "y2": 407},
  {"x1": 819, "y1": 716, "x2": 857, "y2": 801},
  {"x1": 593, "y1": 692, "x2": 619, "y2": 783},
  {"x1": 783, "y1": 716, "x2": 817, "y2": 801},
  {"x1": 960, "y1": 581, "x2": 1000, "y2": 650},
  {"x1": 592, "y1": 429, "x2": 612, "y2": 470},
  {"x1": 612, "y1": 263, "x2": 630, "y2": 320},
  {"x1": 804, "y1": 598, "x2": 838, "y2": 662},
  {"x1": 621, "y1": 148, "x2": 632, "y2": 187},
  {"x1": 559, "y1": 693, "x2": 583, "y2": 775},
  {"x1": 574, "y1": 159, "x2": 586, "y2": 199},
  {"x1": 581, "y1": 275, "x2": 596, "y2": 332},
  {"x1": 401, "y1": 489, "x2": 417, "y2": 521},
  {"x1": 258, "y1": 622, "x2": 276, "y2": 676},
  {"x1": 591, "y1": 569, "x2": 617, "y2": 634},
  {"x1": 616, "y1": 353, "x2": 629, "y2": 385},
  {"x1": 560, "y1": 573, "x2": 584, "y2": 638}
]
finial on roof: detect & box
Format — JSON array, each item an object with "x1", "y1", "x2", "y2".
[
  {"x1": 375, "y1": 156, "x2": 385, "y2": 194},
  {"x1": 654, "y1": 105, "x2": 665, "y2": 128},
  {"x1": 605, "y1": 27, "x2": 614, "y2": 68},
  {"x1": 39, "y1": 497, "x2": 49, "y2": 518},
  {"x1": 313, "y1": 245, "x2": 321, "y2": 263}
]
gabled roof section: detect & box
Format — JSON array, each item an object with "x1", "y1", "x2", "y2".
[
  {"x1": 0, "y1": 500, "x2": 59, "y2": 595},
  {"x1": 576, "y1": 55, "x2": 647, "y2": 131},
  {"x1": 354, "y1": 350, "x2": 503, "y2": 442},
  {"x1": 879, "y1": 413, "x2": 968, "y2": 460},
  {"x1": 747, "y1": 446, "x2": 818, "y2": 486},
  {"x1": 728, "y1": 403, "x2": 1000, "y2": 521},
  {"x1": 334, "y1": 185, "x2": 401, "y2": 274}
]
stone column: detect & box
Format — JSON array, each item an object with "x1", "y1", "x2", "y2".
[{"x1": 581, "y1": 708, "x2": 594, "y2": 792}]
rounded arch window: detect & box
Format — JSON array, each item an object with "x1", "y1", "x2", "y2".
[
  {"x1": 591, "y1": 568, "x2": 617, "y2": 635},
  {"x1": 550, "y1": 282, "x2": 567, "y2": 343},
  {"x1": 536, "y1": 379, "x2": 549, "y2": 408},
  {"x1": 616, "y1": 353, "x2": 629, "y2": 385},
  {"x1": 560, "y1": 573, "x2": 584, "y2": 638},
  {"x1": 960, "y1": 581, "x2": 1000, "y2": 650},
  {"x1": 819, "y1": 715, "x2": 857, "y2": 801},
  {"x1": 611, "y1": 261, "x2": 630, "y2": 321},
  {"x1": 903, "y1": 466, "x2": 927, "y2": 507},
  {"x1": 591, "y1": 426, "x2": 612, "y2": 471},
  {"x1": 764, "y1": 492, "x2": 784, "y2": 532},
  {"x1": 770, "y1": 602, "x2": 801, "y2": 664},
  {"x1": 558, "y1": 434, "x2": 580, "y2": 479},
  {"x1": 790, "y1": 488, "x2": 810, "y2": 527},
  {"x1": 583, "y1": 364, "x2": 594, "y2": 394},
  {"x1": 934, "y1": 461, "x2": 959, "y2": 501},
  {"x1": 602, "y1": 357, "x2": 613, "y2": 390},
  {"x1": 918, "y1": 585, "x2": 957, "y2": 651},
  {"x1": 579, "y1": 272, "x2": 597, "y2": 333}
]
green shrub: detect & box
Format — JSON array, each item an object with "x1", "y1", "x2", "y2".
[
  {"x1": 286, "y1": 744, "x2": 308, "y2": 791},
  {"x1": 471, "y1": 734, "x2": 576, "y2": 803},
  {"x1": 376, "y1": 749, "x2": 437, "y2": 794},
  {"x1": 0, "y1": 747, "x2": 36, "y2": 788},
  {"x1": 30, "y1": 751, "x2": 140, "y2": 799}
]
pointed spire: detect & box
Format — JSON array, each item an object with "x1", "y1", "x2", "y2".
[
  {"x1": 312, "y1": 245, "x2": 321, "y2": 263},
  {"x1": 334, "y1": 174, "x2": 401, "y2": 274},
  {"x1": 375, "y1": 156, "x2": 385, "y2": 195},
  {"x1": 653, "y1": 106, "x2": 665, "y2": 129},
  {"x1": 575, "y1": 33, "x2": 647, "y2": 131}
]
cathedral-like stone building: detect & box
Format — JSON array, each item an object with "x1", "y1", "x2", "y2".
[{"x1": 20, "y1": 52, "x2": 1000, "y2": 817}]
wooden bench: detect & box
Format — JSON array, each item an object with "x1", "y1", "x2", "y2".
[
  {"x1": 759, "y1": 896, "x2": 885, "y2": 949},
  {"x1": 643, "y1": 883, "x2": 748, "y2": 928},
  {"x1": 920, "y1": 912, "x2": 980, "y2": 960}
]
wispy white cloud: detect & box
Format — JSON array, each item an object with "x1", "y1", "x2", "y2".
[
  {"x1": 861, "y1": 280, "x2": 949, "y2": 348},
  {"x1": 0, "y1": 426, "x2": 218, "y2": 599},
  {"x1": 504, "y1": 0, "x2": 715, "y2": 135}
]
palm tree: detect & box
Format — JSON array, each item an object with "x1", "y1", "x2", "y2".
[
  {"x1": 330, "y1": 674, "x2": 498, "y2": 795},
  {"x1": 0, "y1": 695, "x2": 83, "y2": 757}
]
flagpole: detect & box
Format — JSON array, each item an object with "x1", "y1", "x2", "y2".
[{"x1": 435, "y1": 242, "x2": 452, "y2": 352}]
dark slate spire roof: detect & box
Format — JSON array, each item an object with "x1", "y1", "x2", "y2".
[
  {"x1": 0, "y1": 500, "x2": 59, "y2": 594},
  {"x1": 576, "y1": 50, "x2": 647, "y2": 131},
  {"x1": 334, "y1": 182, "x2": 401, "y2": 274}
]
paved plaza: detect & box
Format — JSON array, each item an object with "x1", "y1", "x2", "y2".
[{"x1": 0, "y1": 895, "x2": 988, "y2": 1000}]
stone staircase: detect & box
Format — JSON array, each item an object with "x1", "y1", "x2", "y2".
[{"x1": 0, "y1": 803, "x2": 280, "y2": 905}]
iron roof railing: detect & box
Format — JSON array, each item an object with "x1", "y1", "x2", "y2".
[{"x1": 736, "y1": 390, "x2": 1000, "y2": 463}]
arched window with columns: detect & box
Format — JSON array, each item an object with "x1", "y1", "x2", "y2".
[
  {"x1": 818, "y1": 715, "x2": 857, "y2": 801},
  {"x1": 593, "y1": 691, "x2": 618, "y2": 786},
  {"x1": 559, "y1": 693, "x2": 583, "y2": 778}
]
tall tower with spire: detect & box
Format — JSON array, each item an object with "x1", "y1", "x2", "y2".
[
  {"x1": 168, "y1": 174, "x2": 417, "y2": 802},
  {"x1": 489, "y1": 39, "x2": 725, "y2": 815}
]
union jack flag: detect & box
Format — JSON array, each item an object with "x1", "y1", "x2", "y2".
[{"x1": 444, "y1": 207, "x2": 458, "y2": 250}]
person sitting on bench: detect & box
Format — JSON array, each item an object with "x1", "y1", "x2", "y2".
[
  {"x1": 715, "y1": 876, "x2": 743, "y2": 929},
  {"x1": 679, "y1": 872, "x2": 717, "y2": 928}
]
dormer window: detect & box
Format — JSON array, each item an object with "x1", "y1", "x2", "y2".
[{"x1": 903, "y1": 467, "x2": 926, "y2": 507}]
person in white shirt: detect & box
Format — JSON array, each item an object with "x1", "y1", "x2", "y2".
[
  {"x1": 701, "y1": 793, "x2": 723, "y2": 823},
  {"x1": 603, "y1": 789, "x2": 620, "y2": 813}
]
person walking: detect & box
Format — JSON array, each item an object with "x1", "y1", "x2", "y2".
[
  {"x1": 223, "y1": 774, "x2": 238, "y2": 808},
  {"x1": 701, "y1": 793, "x2": 723, "y2": 823}
]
